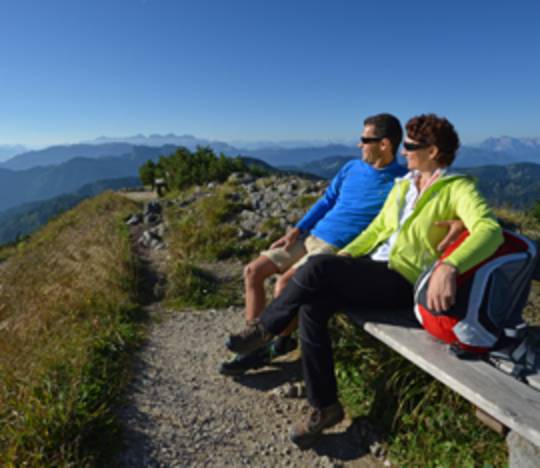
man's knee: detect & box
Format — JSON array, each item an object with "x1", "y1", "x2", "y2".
[{"x1": 244, "y1": 257, "x2": 276, "y2": 287}]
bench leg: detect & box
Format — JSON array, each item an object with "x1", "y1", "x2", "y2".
[{"x1": 506, "y1": 431, "x2": 540, "y2": 468}]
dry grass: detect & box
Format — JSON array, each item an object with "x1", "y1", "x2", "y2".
[
  {"x1": 0, "y1": 192, "x2": 142, "y2": 466},
  {"x1": 494, "y1": 207, "x2": 540, "y2": 325}
]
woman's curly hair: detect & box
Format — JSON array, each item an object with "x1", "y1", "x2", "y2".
[{"x1": 405, "y1": 114, "x2": 460, "y2": 167}]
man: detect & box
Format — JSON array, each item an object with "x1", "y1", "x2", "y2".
[{"x1": 219, "y1": 113, "x2": 410, "y2": 375}]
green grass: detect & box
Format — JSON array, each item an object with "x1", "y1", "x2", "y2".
[
  {"x1": 164, "y1": 184, "x2": 249, "y2": 308},
  {"x1": 167, "y1": 184, "x2": 245, "y2": 262},
  {"x1": 332, "y1": 316, "x2": 507, "y2": 466},
  {"x1": 0, "y1": 192, "x2": 144, "y2": 466},
  {"x1": 167, "y1": 261, "x2": 240, "y2": 309}
]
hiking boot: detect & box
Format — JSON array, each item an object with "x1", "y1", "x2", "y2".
[
  {"x1": 226, "y1": 319, "x2": 274, "y2": 354},
  {"x1": 219, "y1": 348, "x2": 271, "y2": 376},
  {"x1": 270, "y1": 335, "x2": 298, "y2": 357},
  {"x1": 219, "y1": 336, "x2": 298, "y2": 376},
  {"x1": 289, "y1": 402, "x2": 345, "y2": 449}
]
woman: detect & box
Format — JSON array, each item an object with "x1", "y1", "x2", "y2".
[{"x1": 227, "y1": 114, "x2": 503, "y2": 449}]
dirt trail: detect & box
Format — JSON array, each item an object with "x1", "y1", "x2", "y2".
[
  {"x1": 120, "y1": 190, "x2": 159, "y2": 203},
  {"x1": 116, "y1": 203, "x2": 381, "y2": 468}
]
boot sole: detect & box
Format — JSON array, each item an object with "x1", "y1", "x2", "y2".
[{"x1": 289, "y1": 408, "x2": 345, "y2": 450}]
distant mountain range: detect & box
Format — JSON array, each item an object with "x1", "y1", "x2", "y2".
[
  {"x1": 85, "y1": 133, "x2": 238, "y2": 155},
  {"x1": 0, "y1": 144, "x2": 28, "y2": 162},
  {"x1": 478, "y1": 136, "x2": 540, "y2": 154},
  {"x1": 0, "y1": 145, "x2": 176, "y2": 212},
  {"x1": 0, "y1": 134, "x2": 538, "y2": 221},
  {"x1": 1, "y1": 143, "x2": 145, "y2": 171},
  {"x1": 2, "y1": 135, "x2": 540, "y2": 172}
]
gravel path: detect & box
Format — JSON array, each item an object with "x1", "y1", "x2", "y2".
[
  {"x1": 117, "y1": 304, "x2": 381, "y2": 467},
  {"x1": 117, "y1": 197, "x2": 382, "y2": 467},
  {"x1": 120, "y1": 190, "x2": 159, "y2": 203}
]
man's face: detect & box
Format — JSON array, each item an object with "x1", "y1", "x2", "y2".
[{"x1": 358, "y1": 124, "x2": 385, "y2": 166}]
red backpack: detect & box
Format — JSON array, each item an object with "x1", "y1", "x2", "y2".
[{"x1": 414, "y1": 230, "x2": 537, "y2": 356}]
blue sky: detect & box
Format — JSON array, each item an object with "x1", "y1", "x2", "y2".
[{"x1": 0, "y1": 0, "x2": 539, "y2": 146}]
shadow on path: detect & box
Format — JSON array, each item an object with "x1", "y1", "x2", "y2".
[{"x1": 232, "y1": 359, "x2": 303, "y2": 391}]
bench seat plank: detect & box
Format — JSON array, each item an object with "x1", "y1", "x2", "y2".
[{"x1": 345, "y1": 309, "x2": 540, "y2": 447}]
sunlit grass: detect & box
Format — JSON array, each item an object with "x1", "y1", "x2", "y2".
[
  {"x1": 332, "y1": 316, "x2": 507, "y2": 466},
  {"x1": 0, "y1": 192, "x2": 143, "y2": 466}
]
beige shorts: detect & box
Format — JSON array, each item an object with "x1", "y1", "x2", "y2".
[{"x1": 261, "y1": 235, "x2": 337, "y2": 273}]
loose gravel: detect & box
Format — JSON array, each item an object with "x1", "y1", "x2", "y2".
[{"x1": 117, "y1": 305, "x2": 381, "y2": 467}]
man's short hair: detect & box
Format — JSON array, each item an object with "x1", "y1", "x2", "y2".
[
  {"x1": 405, "y1": 114, "x2": 460, "y2": 167},
  {"x1": 364, "y1": 113, "x2": 403, "y2": 157}
]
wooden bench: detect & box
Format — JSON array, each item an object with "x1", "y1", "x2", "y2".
[{"x1": 345, "y1": 308, "x2": 540, "y2": 467}]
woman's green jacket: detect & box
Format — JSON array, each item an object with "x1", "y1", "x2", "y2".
[{"x1": 341, "y1": 173, "x2": 504, "y2": 284}]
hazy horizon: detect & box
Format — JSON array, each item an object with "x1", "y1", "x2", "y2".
[{"x1": 2, "y1": 132, "x2": 540, "y2": 156}]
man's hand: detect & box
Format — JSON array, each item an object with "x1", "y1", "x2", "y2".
[
  {"x1": 435, "y1": 220, "x2": 466, "y2": 252},
  {"x1": 270, "y1": 227, "x2": 301, "y2": 250},
  {"x1": 427, "y1": 263, "x2": 458, "y2": 313}
]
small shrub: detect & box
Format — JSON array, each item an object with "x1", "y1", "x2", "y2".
[
  {"x1": 142, "y1": 146, "x2": 266, "y2": 192},
  {"x1": 530, "y1": 201, "x2": 540, "y2": 223}
]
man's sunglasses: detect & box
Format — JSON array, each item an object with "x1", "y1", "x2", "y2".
[
  {"x1": 403, "y1": 141, "x2": 431, "y2": 151},
  {"x1": 360, "y1": 136, "x2": 384, "y2": 144}
]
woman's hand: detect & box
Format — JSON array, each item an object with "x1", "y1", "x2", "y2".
[
  {"x1": 270, "y1": 227, "x2": 301, "y2": 250},
  {"x1": 427, "y1": 263, "x2": 458, "y2": 312},
  {"x1": 435, "y1": 220, "x2": 466, "y2": 252}
]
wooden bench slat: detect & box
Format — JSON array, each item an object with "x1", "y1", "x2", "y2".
[{"x1": 345, "y1": 310, "x2": 540, "y2": 447}]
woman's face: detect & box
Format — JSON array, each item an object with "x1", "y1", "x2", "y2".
[{"x1": 401, "y1": 137, "x2": 440, "y2": 172}]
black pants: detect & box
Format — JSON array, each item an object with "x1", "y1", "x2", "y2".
[{"x1": 260, "y1": 254, "x2": 414, "y2": 408}]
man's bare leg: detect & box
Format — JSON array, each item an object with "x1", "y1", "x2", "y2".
[
  {"x1": 243, "y1": 255, "x2": 280, "y2": 322},
  {"x1": 220, "y1": 259, "x2": 299, "y2": 375}
]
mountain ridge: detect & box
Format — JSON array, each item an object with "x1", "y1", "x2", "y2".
[{"x1": 3, "y1": 136, "x2": 540, "y2": 172}]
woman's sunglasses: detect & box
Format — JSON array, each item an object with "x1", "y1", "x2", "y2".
[{"x1": 403, "y1": 141, "x2": 430, "y2": 151}]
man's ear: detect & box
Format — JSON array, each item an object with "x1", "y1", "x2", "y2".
[{"x1": 380, "y1": 137, "x2": 392, "y2": 154}]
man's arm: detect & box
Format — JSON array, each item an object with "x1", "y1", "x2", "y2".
[{"x1": 295, "y1": 163, "x2": 349, "y2": 234}]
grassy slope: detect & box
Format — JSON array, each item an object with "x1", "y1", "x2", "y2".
[{"x1": 0, "y1": 192, "x2": 143, "y2": 467}]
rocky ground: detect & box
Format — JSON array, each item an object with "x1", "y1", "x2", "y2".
[{"x1": 116, "y1": 183, "x2": 383, "y2": 467}]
